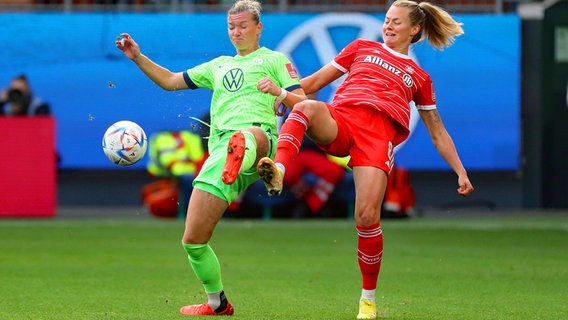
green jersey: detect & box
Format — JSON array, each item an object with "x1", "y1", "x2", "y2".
[{"x1": 184, "y1": 47, "x2": 301, "y2": 132}]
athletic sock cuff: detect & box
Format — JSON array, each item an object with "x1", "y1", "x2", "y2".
[
  {"x1": 356, "y1": 222, "x2": 381, "y2": 230},
  {"x1": 182, "y1": 242, "x2": 208, "y2": 256}
]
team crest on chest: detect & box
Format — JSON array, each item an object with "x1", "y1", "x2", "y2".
[{"x1": 223, "y1": 68, "x2": 244, "y2": 92}]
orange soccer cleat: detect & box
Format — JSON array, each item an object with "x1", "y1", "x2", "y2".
[
  {"x1": 221, "y1": 132, "x2": 246, "y2": 185},
  {"x1": 179, "y1": 301, "x2": 234, "y2": 316}
]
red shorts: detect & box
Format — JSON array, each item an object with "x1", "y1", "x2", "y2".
[{"x1": 316, "y1": 104, "x2": 407, "y2": 174}]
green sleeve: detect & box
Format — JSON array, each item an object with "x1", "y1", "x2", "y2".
[
  {"x1": 270, "y1": 52, "x2": 301, "y2": 91},
  {"x1": 186, "y1": 58, "x2": 218, "y2": 90}
]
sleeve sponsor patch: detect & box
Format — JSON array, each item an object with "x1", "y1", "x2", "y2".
[{"x1": 285, "y1": 63, "x2": 299, "y2": 79}]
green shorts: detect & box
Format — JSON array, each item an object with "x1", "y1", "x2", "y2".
[{"x1": 193, "y1": 126, "x2": 277, "y2": 204}]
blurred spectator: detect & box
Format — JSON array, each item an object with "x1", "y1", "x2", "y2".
[
  {"x1": 382, "y1": 165, "x2": 415, "y2": 218},
  {"x1": 284, "y1": 138, "x2": 346, "y2": 218},
  {"x1": 142, "y1": 114, "x2": 210, "y2": 218},
  {"x1": 0, "y1": 73, "x2": 60, "y2": 165},
  {"x1": 0, "y1": 74, "x2": 50, "y2": 116},
  {"x1": 179, "y1": 0, "x2": 217, "y2": 4},
  {"x1": 146, "y1": 130, "x2": 208, "y2": 178}
]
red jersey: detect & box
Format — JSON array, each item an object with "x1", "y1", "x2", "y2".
[{"x1": 331, "y1": 39, "x2": 436, "y2": 134}]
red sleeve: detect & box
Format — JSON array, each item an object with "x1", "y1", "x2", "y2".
[
  {"x1": 413, "y1": 76, "x2": 436, "y2": 108},
  {"x1": 333, "y1": 39, "x2": 361, "y2": 72}
]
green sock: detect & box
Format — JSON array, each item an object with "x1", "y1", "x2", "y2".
[
  {"x1": 240, "y1": 131, "x2": 257, "y2": 173},
  {"x1": 182, "y1": 242, "x2": 223, "y2": 293}
]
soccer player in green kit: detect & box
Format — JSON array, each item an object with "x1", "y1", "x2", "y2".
[{"x1": 116, "y1": 0, "x2": 306, "y2": 316}]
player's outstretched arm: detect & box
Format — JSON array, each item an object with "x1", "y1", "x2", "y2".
[
  {"x1": 300, "y1": 63, "x2": 344, "y2": 95},
  {"x1": 266, "y1": 63, "x2": 343, "y2": 115},
  {"x1": 116, "y1": 33, "x2": 187, "y2": 91},
  {"x1": 419, "y1": 109, "x2": 474, "y2": 197}
]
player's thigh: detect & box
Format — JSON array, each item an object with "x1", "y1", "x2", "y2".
[{"x1": 294, "y1": 100, "x2": 338, "y2": 145}]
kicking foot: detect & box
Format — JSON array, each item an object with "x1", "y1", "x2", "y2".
[
  {"x1": 222, "y1": 132, "x2": 246, "y2": 185},
  {"x1": 257, "y1": 157, "x2": 283, "y2": 196},
  {"x1": 179, "y1": 301, "x2": 234, "y2": 316}
]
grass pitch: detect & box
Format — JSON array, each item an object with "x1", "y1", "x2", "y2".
[{"x1": 0, "y1": 213, "x2": 566, "y2": 319}]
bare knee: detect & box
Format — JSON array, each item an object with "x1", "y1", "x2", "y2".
[
  {"x1": 182, "y1": 228, "x2": 210, "y2": 245},
  {"x1": 354, "y1": 205, "x2": 381, "y2": 226},
  {"x1": 293, "y1": 99, "x2": 324, "y2": 118},
  {"x1": 243, "y1": 127, "x2": 269, "y2": 161}
]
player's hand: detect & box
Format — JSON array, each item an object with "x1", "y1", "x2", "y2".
[
  {"x1": 274, "y1": 99, "x2": 287, "y2": 116},
  {"x1": 257, "y1": 77, "x2": 280, "y2": 97},
  {"x1": 457, "y1": 174, "x2": 474, "y2": 196},
  {"x1": 115, "y1": 33, "x2": 141, "y2": 61}
]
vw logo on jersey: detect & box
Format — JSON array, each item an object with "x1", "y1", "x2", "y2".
[
  {"x1": 223, "y1": 68, "x2": 244, "y2": 92},
  {"x1": 275, "y1": 13, "x2": 421, "y2": 152}
]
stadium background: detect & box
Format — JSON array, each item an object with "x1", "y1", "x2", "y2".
[{"x1": 0, "y1": 0, "x2": 567, "y2": 212}]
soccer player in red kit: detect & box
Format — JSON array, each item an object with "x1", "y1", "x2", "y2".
[{"x1": 257, "y1": 1, "x2": 475, "y2": 319}]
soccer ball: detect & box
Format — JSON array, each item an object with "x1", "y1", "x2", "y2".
[{"x1": 102, "y1": 120, "x2": 148, "y2": 166}]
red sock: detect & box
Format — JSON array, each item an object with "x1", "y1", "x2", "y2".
[
  {"x1": 356, "y1": 222, "x2": 383, "y2": 290},
  {"x1": 274, "y1": 110, "x2": 309, "y2": 168}
]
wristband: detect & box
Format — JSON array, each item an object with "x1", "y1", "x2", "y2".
[{"x1": 277, "y1": 87, "x2": 288, "y2": 100}]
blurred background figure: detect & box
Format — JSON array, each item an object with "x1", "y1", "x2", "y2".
[
  {"x1": 382, "y1": 165, "x2": 415, "y2": 219},
  {"x1": 284, "y1": 138, "x2": 345, "y2": 218},
  {"x1": 0, "y1": 74, "x2": 50, "y2": 116},
  {"x1": 142, "y1": 114, "x2": 210, "y2": 218}
]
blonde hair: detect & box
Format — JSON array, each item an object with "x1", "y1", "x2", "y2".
[
  {"x1": 228, "y1": 0, "x2": 262, "y2": 24},
  {"x1": 392, "y1": 0, "x2": 464, "y2": 50}
]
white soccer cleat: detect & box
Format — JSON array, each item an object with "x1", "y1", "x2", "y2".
[{"x1": 257, "y1": 157, "x2": 283, "y2": 196}]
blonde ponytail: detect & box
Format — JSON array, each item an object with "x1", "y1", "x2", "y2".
[{"x1": 392, "y1": 0, "x2": 464, "y2": 50}]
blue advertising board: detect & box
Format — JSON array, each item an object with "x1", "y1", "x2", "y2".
[{"x1": 0, "y1": 13, "x2": 520, "y2": 170}]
